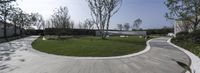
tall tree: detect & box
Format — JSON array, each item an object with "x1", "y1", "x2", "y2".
[
  {"x1": 30, "y1": 13, "x2": 45, "y2": 30},
  {"x1": 69, "y1": 21, "x2": 74, "y2": 29},
  {"x1": 124, "y1": 23, "x2": 130, "y2": 31},
  {"x1": 83, "y1": 23, "x2": 88, "y2": 29},
  {"x1": 78, "y1": 22, "x2": 83, "y2": 29},
  {"x1": 10, "y1": 7, "x2": 22, "y2": 36},
  {"x1": 87, "y1": 0, "x2": 122, "y2": 39},
  {"x1": 10, "y1": 7, "x2": 32, "y2": 37},
  {"x1": 133, "y1": 18, "x2": 142, "y2": 30},
  {"x1": 165, "y1": 0, "x2": 200, "y2": 31},
  {"x1": 50, "y1": 6, "x2": 73, "y2": 37},
  {"x1": 83, "y1": 19, "x2": 94, "y2": 29},
  {"x1": 18, "y1": 12, "x2": 31, "y2": 36},
  {"x1": 51, "y1": 7, "x2": 71, "y2": 29},
  {"x1": 0, "y1": 1, "x2": 14, "y2": 40}
]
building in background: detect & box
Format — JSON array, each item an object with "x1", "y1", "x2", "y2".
[
  {"x1": 174, "y1": 18, "x2": 200, "y2": 36},
  {"x1": 96, "y1": 31, "x2": 147, "y2": 36}
]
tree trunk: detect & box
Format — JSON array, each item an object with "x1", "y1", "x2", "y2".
[
  {"x1": 193, "y1": 22, "x2": 198, "y2": 31},
  {"x1": 14, "y1": 23, "x2": 17, "y2": 36},
  {"x1": 3, "y1": 21, "x2": 8, "y2": 41},
  {"x1": 106, "y1": 14, "x2": 111, "y2": 38},
  {"x1": 20, "y1": 24, "x2": 23, "y2": 37}
]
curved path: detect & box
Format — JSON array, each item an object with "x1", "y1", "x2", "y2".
[{"x1": 0, "y1": 36, "x2": 190, "y2": 73}]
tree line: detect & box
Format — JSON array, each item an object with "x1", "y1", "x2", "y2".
[
  {"x1": 1, "y1": 0, "x2": 146, "y2": 40},
  {"x1": 46, "y1": 0, "x2": 123, "y2": 39},
  {"x1": 117, "y1": 18, "x2": 143, "y2": 31},
  {"x1": 0, "y1": 0, "x2": 76, "y2": 40},
  {"x1": 0, "y1": 0, "x2": 46, "y2": 41}
]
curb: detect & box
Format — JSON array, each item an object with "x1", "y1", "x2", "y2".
[
  {"x1": 167, "y1": 38, "x2": 200, "y2": 73},
  {"x1": 29, "y1": 36, "x2": 153, "y2": 60}
]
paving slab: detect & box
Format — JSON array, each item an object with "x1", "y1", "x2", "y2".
[{"x1": 0, "y1": 36, "x2": 190, "y2": 73}]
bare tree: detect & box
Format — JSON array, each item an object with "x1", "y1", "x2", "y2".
[
  {"x1": 84, "y1": 19, "x2": 94, "y2": 29},
  {"x1": 133, "y1": 18, "x2": 142, "y2": 30},
  {"x1": 104, "y1": 0, "x2": 122, "y2": 36},
  {"x1": 78, "y1": 22, "x2": 83, "y2": 29},
  {"x1": 30, "y1": 13, "x2": 45, "y2": 30},
  {"x1": 83, "y1": 22, "x2": 88, "y2": 29},
  {"x1": 51, "y1": 6, "x2": 71, "y2": 29},
  {"x1": 80, "y1": 19, "x2": 95, "y2": 29},
  {"x1": 45, "y1": 20, "x2": 53, "y2": 28},
  {"x1": 69, "y1": 21, "x2": 74, "y2": 29},
  {"x1": 117, "y1": 24, "x2": 123, "y2": 31},
  {"x1": 87, "y1": 0, "x2": 122, "y2": 39},
  {"x1": 50, "y1": 6, "x2": 74, "y2": 37},
  {"x1": 124, "y1": 23, "x2": 130, "y2": 31}
]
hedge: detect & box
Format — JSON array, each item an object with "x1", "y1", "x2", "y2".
[
  {"x1": 145, "y1": 28, "x2": 174, "y2": 35},
  {"x1": 44, "y1": 28, "x2": 96, "y2": 36}
]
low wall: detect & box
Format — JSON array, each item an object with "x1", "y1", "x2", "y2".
[
  {"x1": 96, "y1": 31, "x2": 147, "y2": 36},
  {"x1": 0, "y1": 27, "x2": 20, "y2": 38}
]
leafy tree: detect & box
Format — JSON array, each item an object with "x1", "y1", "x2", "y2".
[
  {"x1": 0, "y1": 0, "x2": 15, "y2": 3},
  {"x1": 18, "y1": 12, "x2": 31, "y2": 36},
  {"x1": 10, "y1": 7, "x2": 32, "y2": 37},
  {"x1": 87, "y1": 0, "x2": 122, "y2": 39},
  {"x1": 124, "y1": 23, "x2": 130, "y2": 31},
  {"x1": 10, "y1": 7, "x2": 23, "y2": 36},
  {"x1": 133, "y1": 18, "x2": 142, "y2": 30},
  {"x1": 0, "y1": 1, "x2": 14, "y2": 40},
  {"x1": 165, "y1": 0, "x2": 200, "y2": 31}
]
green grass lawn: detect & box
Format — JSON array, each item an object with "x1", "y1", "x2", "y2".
[{"x1": 32, "y1": 36, "x2": 147, "y2": 57}]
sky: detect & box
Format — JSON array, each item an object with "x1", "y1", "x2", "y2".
[{"x1": 16, "y1": 0, "x2": 174, "y2": 29}]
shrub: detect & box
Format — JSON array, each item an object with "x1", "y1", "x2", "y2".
[
  {"x1": 175, "y1": 31, "x2": 189, "y2": 41},
  {"x1": 146, "y1": 28, "x2": 173, "y2": 35},
  {"x1": 173, "y1": 30, "x2": 200, "y2": 57},
  {"x1": 45, "y1": 28, "x2": 96, "y2": 36},
  {"x1": 176, "y1": 31, "x2": 189, "y2": 37},
  {"x1": 190, "y1": 30, "x2": 200, "y2": 44}
]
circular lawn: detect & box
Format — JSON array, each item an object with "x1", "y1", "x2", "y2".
[{"x1": 32, "y1": 36, "x2": 147, "y2": 57}]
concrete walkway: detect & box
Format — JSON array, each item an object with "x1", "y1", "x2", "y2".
[{"x1": 0, "y1": 36, "x2": 190, "y2": 73}]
